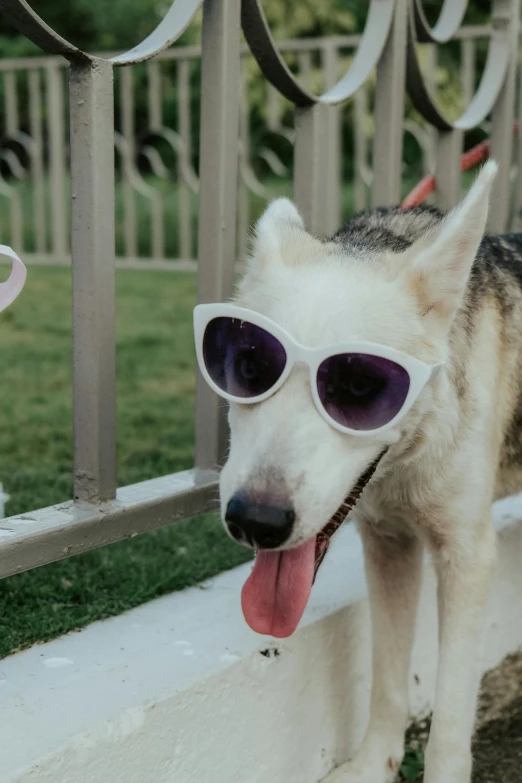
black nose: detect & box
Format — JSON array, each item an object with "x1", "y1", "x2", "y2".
[{"x1": 225, "y1": 493, "x2": 295, "y2": 549}]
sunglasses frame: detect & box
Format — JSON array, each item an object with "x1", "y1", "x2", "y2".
[{"x1": 194, "y1": 303, "x2": 443, "y2": 438}]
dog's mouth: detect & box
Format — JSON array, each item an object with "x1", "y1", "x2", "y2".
[{"x1": 241, "y1": 451, "x2": 386, "y2": 638}]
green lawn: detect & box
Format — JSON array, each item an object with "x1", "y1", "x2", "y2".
[{"x1": 0, "y1": 266, "x2": 252, "y2": 659}]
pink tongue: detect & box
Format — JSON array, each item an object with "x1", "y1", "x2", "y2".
[{"x1": 241, "y1": 539, "x2": 316, "y2": 638}]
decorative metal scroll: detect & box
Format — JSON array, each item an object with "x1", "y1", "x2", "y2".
[
  {"x1": 241, "y1": 0, "x2": 395, "y2": 107},
  {"x1": 407, "y1": 0, "x2": 512, "y2": 131},
  {"x1": 0, "y1": 0, "x2": 203, "y2": 64},
  {"x1": 0, "y1": 0, "x2": 519, "y2": 263}
]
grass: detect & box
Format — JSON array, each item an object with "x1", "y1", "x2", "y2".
[{"x1": 0, "y1": 266, "x2": 252, "y2": 659}]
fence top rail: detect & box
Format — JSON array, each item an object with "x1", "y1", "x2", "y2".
[{"x1": 0, "y1": 25, "x2": 493, "y2": 72}]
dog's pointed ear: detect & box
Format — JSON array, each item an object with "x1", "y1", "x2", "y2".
[
  {"x1": 250, "y1": 199, "x2": 305, "y2": 266},
  {"x1": 407, "y1": 160, "x2": 497, "y2": 324},
  {"x1": 249, "y1": 198, "x2": 326, "y2": 268},
  {"x1": 257, "y1": 198, "x2": 305, "y2": 236}
]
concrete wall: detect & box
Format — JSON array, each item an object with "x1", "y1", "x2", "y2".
[{"x1": 3, "y1": 496, "x2": 522, "y2": 783}]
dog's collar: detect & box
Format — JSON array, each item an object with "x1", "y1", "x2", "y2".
[{"x1": 313, "y1": 448, "x2": 388, "y2": 582}]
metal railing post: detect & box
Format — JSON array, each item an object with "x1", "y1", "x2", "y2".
[
  {"x1": 372, "y1": 0, "x2": 408, "y2": 207},
  {"x1": 489, "y1": 0, "x2": 520, "y2": 231},
  {"x1": 195, "y1": 0, "x2": 241, "y2": 470},
  {"x1": 69, "y1": 59, "x2": 117, "y2": 502},
  {"x1": 45, "y1": 63, "x2": 68, "y2": 259}
]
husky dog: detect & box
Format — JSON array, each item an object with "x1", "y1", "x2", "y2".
[{"x1": 194, "y1": 162, "x2": 522, "y2": 782}]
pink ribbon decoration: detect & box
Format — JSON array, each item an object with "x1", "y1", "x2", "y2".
[{"x1": 0, "y1": 246, "x2": 27, "y2": 313}]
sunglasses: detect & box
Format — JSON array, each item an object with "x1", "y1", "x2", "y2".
[{"x1": 194, "y1": 304, "x2": 443, "y2": 437}]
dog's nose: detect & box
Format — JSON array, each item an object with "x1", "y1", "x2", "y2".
[{"x1": 225, "y1": 493, "x2": 295, "y2": 549}]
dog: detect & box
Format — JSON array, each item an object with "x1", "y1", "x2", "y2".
[{"x1": 194, "y1": 160, "x2": 522, "y2": 782}]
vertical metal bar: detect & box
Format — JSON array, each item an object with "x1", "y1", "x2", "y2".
[
  {"x1": 121, "y1": 67, "x2": 135, "y2": 159},
  {"x1": 294, "y1": 103, "x2": 324, "y2": 234},
  {"x1": 354, "y1": 86, "x2": 369, "y2": 213},
  {"x1": 434, "y1": 27, "x2": 461, "y2": 211},
  {"x1": 297, "y1": 51, "x2": 312, "y2": 91},
  {"x1": 237, "y1": 60, "x2": 250, "y2": 259},
  {"x1": 423, "y1": 43, "x2": 437, "y2": 95},
  {"x1": 120, "y1": 67, "x2": 137, "y2": 258},
  {"x1": 4, "y1": 71, "x2": 23, "y2": 251},
  {"x1": 372, "y1": 0, "x2": 408, "y2": 206},
  {"x1": 424, "y1": 43, "x2": 438, "y2": 186},
  {"x1": 9, "y1": 192, "x2": 23, "y2": 252},
  {"x1": 69, "y1": 58, "x2": 116, "y2": 502},
  {"x1": 489, "y1": 0, "x2": 520, "y2": 232},
  {"x1": 45, "y1": 63, "x2": 68, "y2": 258},
  {"x1": 267, "y1": 85, "x2": 281, "y2": 132},
  {"x1": 151, "y1": 195, "x2": 165, "y2": 258},
  {"x1": 195, "y1": 0, "x2": 241, "y2": 470},
  {"x1": 4, "y1": 71, "x2": 18, "y2": 137},
  {"x1": 321, "y1": 43, "x2": 341, "y2": 235},
  {"x1": 514, "y1": 44, "x2": 522, "y2": 229},
  {"x1": 146, "y1": 62, "x2": 166, "y2": 261},
  {"x1": 178, "y1": 58, "x2": 192, "y2": 260},
  {"x1": 28, "y1": 69, "x2": 46, "y2": 254},
  {"x1": 147, "y1": 61, "x2": 162, "y2": 132},
  {"x1": 460, "y1": 37, "x2": 476, "y2": 199},
  {"x1": 436, "y1": 130, "x2": 462, "y2": 210},
  {"x1": 461, "y1": 38, "x2": 475, "y2": 105}
]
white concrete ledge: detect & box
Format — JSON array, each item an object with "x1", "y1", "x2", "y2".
[{"x1": 2, "y1": 495, "x2": 522, "y2": 783}]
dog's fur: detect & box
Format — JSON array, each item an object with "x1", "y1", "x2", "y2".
[{"x1": 219, "y1": 162, "x2": 522, "y2": 782}]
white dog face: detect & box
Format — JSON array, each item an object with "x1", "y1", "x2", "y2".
[{"x1": 220, "y1": 164, "x2": 495, "y2": 558}]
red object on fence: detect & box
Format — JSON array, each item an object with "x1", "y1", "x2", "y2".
[{"x1": 401, "y1": 124, "x2": 519, "y2": 209}]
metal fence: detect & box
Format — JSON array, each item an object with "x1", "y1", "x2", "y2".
[
  {"x1": 0, "y1": 18, "x2": 512, "y2": 271},
  {"x1": 0, "y1": 0, "x2": 520, "y2": 579}
]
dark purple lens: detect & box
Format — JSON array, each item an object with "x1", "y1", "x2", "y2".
[
  {"x1": 203, "y1": 317, "x2": 287, "y2": 398},
  {"x1": 316, "y1": 353, "x2": 410, "y2": 431}
]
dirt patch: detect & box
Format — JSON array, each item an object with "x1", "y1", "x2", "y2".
[{"x1": 398, "y1": 649, "x2": 522, "y2": 782}]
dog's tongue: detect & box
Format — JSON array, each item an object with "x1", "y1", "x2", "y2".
[{"x1": 241, "y1": 539, "x2": 316, "y2": 638}]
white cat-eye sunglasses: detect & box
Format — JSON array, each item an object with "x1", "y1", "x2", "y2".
[{"x1": 194, "y1": 304, "x2": 443, "y2": 437}]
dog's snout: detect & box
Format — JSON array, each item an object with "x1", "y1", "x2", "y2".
[{"x1": 225, "y1": 493, "x2": 295, "y2": 549}]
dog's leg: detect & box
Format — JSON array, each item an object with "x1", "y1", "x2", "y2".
[
  {"x1": 327, "y1": 522, "x2": 423, "y2": 783},
  {"x1": 423, "y1": 517, "x2": 496, "y2": 783}
]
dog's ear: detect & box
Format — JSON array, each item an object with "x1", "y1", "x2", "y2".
[
  {"x1": 249, "y1": 198, "x2": 323, "y2": 267},
  {"x1": 407, "y1": 160, "x2": 497, "y2": 324}
]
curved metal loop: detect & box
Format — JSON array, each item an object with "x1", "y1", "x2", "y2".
[
  {"x1": 0, "y1": 0, "x2": 83, "y2": 58},
  {"x1": 141, "y1": 146, "x2": 170, "y2": 178},
  {"x1": 238, "y1": 141, "x2": 272, "y2": 200},
  {"x1": 258, "y1": 147, "x2": 288, "y2": 176},
  {"x1": 413, "y1": 0, "x2": 468, "y2": 44},
  {"x1": 114, "y1": 133, "x2": 162, "y2": 199},
  {"x1": 1, "y1": 148, "x2": 26, "y2": 180},
  {"x1": 151, "y1": 127, "x2": 200, "y2": 193},
  {"x1": 110, "y1": 0, "x2": 203, "y2": 65},
  {"x1": 0, "y1": 245, "x2": 26, "y2": 313},
  {"x1": 403, "y1": 119, "x2": 436, "y2": 173},
  {"x1": 241, "y1": 0, "x2": 396, "y2": 107},
  {"x1": 0, "y1": 0, "x2": 203, "y2": 66},
  {"x1": 406, "y1": 1, "x2": 511, "y2": 131},
  {"x1": 0, "y1": 131, "x2": 36, "y2": 181}
]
